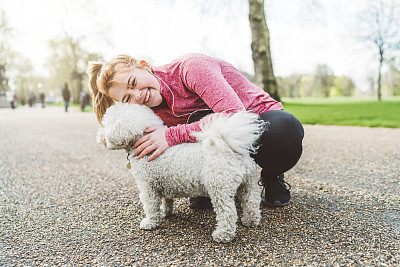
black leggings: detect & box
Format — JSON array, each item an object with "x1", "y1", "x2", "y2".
[
  {"x1": 190, "y1": 109, "x2": 304, "y2": 181},
  {"x1": 252, "y1": 110, "x2": 304, "y2": 181}
]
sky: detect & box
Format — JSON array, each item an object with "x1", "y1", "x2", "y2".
[{"x1": 0, "y1": 0, "x2": 390, "y2": 92}]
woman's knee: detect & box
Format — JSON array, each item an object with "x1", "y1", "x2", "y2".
[
  {"x1": 253, "y1": 110, "x2": 304, "y2": 172},
  {"x1": 259, "y1": 110, "x2": 304, "y2": 145}
]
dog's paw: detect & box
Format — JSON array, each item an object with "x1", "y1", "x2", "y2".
[
  {"x1": 139, "y1": 218, "x2": 159, "y2": 230},
  {"x1": 96, "y1": 128, "x2": 107, "y2": 148},
  {"x1": 161, "y1": 203, "x2": 173, "y2": 217},
  {"x1": 241, "y1": 215, "x2": 261, "y2": 227},
  {"x1": 161, "y1": 209, "x2": 173, "y2": 218},
  {"x1": 212, "y1": 229, "x2": 235, "y2": 243}
]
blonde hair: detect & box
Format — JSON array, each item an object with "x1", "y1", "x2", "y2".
[{"x1": 87, "y1": 54, "x2": 148, "y2": 124}]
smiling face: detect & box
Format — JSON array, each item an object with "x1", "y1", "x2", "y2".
[{"x1": 108, "y1": 66, "x2": 163, "y2": 108}]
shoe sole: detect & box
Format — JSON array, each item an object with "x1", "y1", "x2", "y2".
[
  {"x1": 262, "y1": 200, "x2": 290, "y2": 208},
  {"x1": 188, "y1": 204, "x2": 212, "y2": 210}
]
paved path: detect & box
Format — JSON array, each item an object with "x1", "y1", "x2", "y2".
[{"x1": 0, "y1": 106, "x2": 399, "y2": 266}]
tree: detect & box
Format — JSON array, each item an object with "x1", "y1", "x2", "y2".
[
  {"x1": 46, "y1": 34, "x2": 100, "y2": 103},
  {"x1": 13, "y1": 57, "x2": 35, "y2": 101},
  {"x1": 0, "y1": 64, "x2": 6, "y2": 91},
  {"x1": 357, "y1": 0, "x2": 400, "y2": 101},
  {"x1": 333, "y1": 76, "x2": 356, "y2": 97},
  {"x1": 313, "y1": 64, "x2": 334, "y2": 97},
  {"x1": 383, "y1": 62, "x2": 400, "y2": 96},
  {"x1": 170, "y1": 0, "x2": 282, "y2": 100},
  {"x1": 277, "y1": 74, "x2": 302, "y2": 98},
  {"x1": 0, "y1": 10, "x2": 15, "y2": 92},
  {"x1": 248, "y1": 0, "x2": 280, "y2": 101},
  {"x1": 366, "y1": 73, "x2": 376, "y2": 97}
]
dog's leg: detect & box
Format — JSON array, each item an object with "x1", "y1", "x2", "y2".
[
  {"x1": 161, "y1": 198, "x2": 174, "y2": 217},
  {"x1": 237, "y1": 164, "x2": 261, "y2": 227},
  {"x1": 209, "y1": 189, "x2": 238, "y2": 243},
  {"x1": 138, "y1": 183, "x2": 163, "y2": 230},
  {"x1": 204, "y1": 168, "x2": 240, "y2": 244},
  {"x1": 202, "y1": 151, "x2": 242, "y2": 243}
]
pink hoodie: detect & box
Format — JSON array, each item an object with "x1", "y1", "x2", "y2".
[{"x1": 151, "y1": 53, "x2": 283, "y2": 147}]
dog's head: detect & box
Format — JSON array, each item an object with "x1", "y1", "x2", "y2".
[{"x1": 97, "y1": 102, "x2": 164, "y2": 150}]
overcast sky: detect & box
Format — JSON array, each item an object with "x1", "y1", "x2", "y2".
[{"x1": 1, "y1": 0, "x2": 389, "y2": 91}]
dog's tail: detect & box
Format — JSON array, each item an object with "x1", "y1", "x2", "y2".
[{"x1": 191, "y1": 112, "x2": 268, "y2": 155}]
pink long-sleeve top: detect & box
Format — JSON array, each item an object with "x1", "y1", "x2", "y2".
[{"x1": 151, "y1": 53, "x2": 283, "y2": 147}]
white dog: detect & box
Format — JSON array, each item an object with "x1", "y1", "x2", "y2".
[{"x1": 97, "y1": 103, "x2": 265, "y2": 243}]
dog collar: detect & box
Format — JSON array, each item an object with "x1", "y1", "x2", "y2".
[{"x1": 126, "y1": 148, "x2": 133, "y2": 169}]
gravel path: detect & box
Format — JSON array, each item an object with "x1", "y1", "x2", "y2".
[{"x1": 1, "y1": 106, "x2": 399, "y2": 266}]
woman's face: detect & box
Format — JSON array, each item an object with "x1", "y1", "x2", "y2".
[{"x1": 108, "y1": 67, "x2": 162, "y2": 108}]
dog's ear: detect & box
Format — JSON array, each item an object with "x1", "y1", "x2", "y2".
[
  {"x1": 104, "y1": 117, "x2": 139, "y2": 150},
  {"x1": 97, "y1": 125, "x2": 121, "y2": 150},
  {"x1": 100, "y1": 103, "x2": 163, "y2": 150}
]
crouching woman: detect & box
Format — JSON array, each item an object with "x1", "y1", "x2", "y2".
[{"x1": 87, "y1": 53, "x2": 304, "y2": 207}]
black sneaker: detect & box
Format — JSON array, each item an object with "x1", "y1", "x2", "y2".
[
  {"x1": 260, "y1": 174, "x2": 291, "y2": 207},
  {"x1": 188, "y1": 196, "x2": 213, "y2": 209}
]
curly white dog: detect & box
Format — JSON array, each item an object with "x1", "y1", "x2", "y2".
[{"x1": 97, "y1": 103, "x2": 266, "y2": 243}]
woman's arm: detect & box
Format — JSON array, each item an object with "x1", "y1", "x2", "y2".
[
  {"x1": 181, "y1": 57, "x2": 246, "y2": 113},
  {"x1": 135, "y1": 56, "x2": 247, "y2": 160},
  {"x1": 164, "y1": 57, "x2": 247, "y2": 146}
]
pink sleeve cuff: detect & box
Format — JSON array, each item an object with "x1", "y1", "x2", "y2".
[{"x1": 165, "y1": 121, "x2": 202, "y2": 146}]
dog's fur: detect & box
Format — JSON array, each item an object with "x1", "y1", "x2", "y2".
[{"x1": 97, "y1": 103, "x2": 265, "y2": 242}]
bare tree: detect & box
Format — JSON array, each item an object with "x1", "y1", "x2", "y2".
[
  {"x1": 45, "y1": 0, "x2": 107, "y2": 104},
  {"x1": 334, "y1": 76, "x2": 356, "y2": 97},
  {"x1": 384, "y1": 63, "x2": 400, "y2": 96},
  {"x1": 13, "y1": 57, "x2": 35, "y2": 101},
  {"x1": 357, "y1": 0, "x2": 400, "y2": 101},
  {"x1": 278, "y1": 74, "x2": 303, "y2": 98},
  {"x1": 314, "y1": 64, "x2": 334, "y2": 98},
  {"x1": 0, "y1": 10, "x2": 15, "y2": 92},
  {"x1": 366, "y1": 74, "x2": 376, "y2": 97},
  {"x1": 47, "y1": 35, "x2": 87, "y2": 103},
  {"x1": 164, "y1": 0, "x2": 283, "y2": 100}
]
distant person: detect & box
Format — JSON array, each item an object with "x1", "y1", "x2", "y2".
[
  {"x1": 28, "y1": 93, "x2": 36, "y2": 108},
  {"x1": 7, "y1": 91, "x2": 17, "y2": 109},
  {"x1": 85, "y1": 92, "x2": 91, "y2": 108},
  {"x1": 79, "y1": 90, "x2": 90, "y2": 111},
  {"x1": 62, "y1": 82, "x2": 71, "y2": 112},
  {"x1": 39, "y1": 92, "x2": 46, "y2": 108}
]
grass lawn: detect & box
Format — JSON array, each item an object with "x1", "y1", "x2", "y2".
[
  {"x1": 48, "y1": 102, "x2": 94, "y2": 112},
  {"x1": 282, "y1": 97, "x2": 400, "y2": 128},
  {"x1": 48, "y1": 98, "x2": 400, "y2": 128}
]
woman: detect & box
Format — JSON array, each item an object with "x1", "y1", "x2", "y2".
[{"x1": 88, "y1": 53, "x2": 304, "y2": 208}]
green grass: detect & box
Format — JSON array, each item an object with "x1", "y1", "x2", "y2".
[
  {"x1": 283, "y1": 97, "x2": 400, "y2": 128},
  {"x1": 48, "y1": 102, "x2": 94, "y2": 112},
  {"x1": 45, "y1": 98, "x2": 400, "y2": 128}
]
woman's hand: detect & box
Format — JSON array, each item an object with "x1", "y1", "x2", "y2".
[{"x1": 133, "y1": 126, "x2": 169, "y2": 161}]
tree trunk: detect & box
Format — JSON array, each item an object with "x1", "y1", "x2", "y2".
[
  {"x1": 377, "y1": 47, "x2": 383, "y2": 101},
  {"x1": 248, "y1": 0, "x2": 280, "y2": 101}
]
